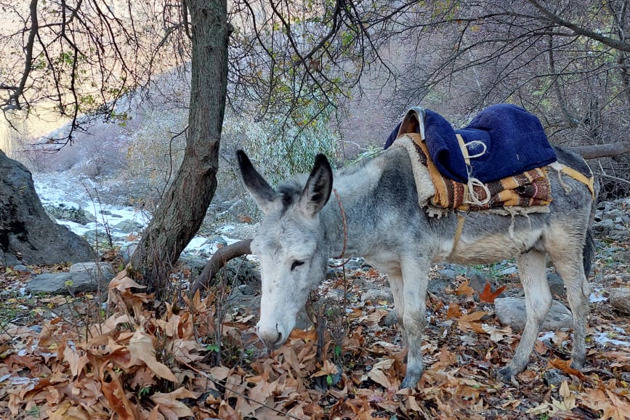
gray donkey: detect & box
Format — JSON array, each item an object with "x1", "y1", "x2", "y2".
[{"x1": 236, "y1": 144, "x2": 596, "y2": 389}]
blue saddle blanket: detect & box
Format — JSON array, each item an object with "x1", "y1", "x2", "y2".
[{"x1": 386, "y1": 104, "x2": 557, "y2": 183}]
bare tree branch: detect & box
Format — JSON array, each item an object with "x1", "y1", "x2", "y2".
[
  {"x1": 192, "y1": 239, "x2": 253, "y2": 293},
  {"x1": 527, "y1": 0, "x2": 630, "y2": 52}
]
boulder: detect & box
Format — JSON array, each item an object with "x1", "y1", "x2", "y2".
[
  {"x1": 609, "y1": 288, "x2": 630, "y2": 315},
  {"x1": 44, "y1": 204, "x2": 94, "y2": 225},
  {"x1": 0, "y1": 150, "x2": 95, "y2": 266},
  {"x1": 494, "y1": 297, "x2": 573, "y2": 331},
  {"x1": 27, "y1": 262, "x2": 115, "y2": 294}
]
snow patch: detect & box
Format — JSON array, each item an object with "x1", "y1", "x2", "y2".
[{"x1": 590, "y1": 287, "x2": 607, "y2": 303}]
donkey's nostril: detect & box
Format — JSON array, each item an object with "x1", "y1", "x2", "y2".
[{"x1": 258, "y1": 327, "x2": 284, "y2": 350}]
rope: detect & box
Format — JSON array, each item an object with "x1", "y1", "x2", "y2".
[{"x1": 459, "y1": 137, "x2": 490, "y2": 206}]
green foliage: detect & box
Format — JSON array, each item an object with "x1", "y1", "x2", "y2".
[{"x1": 224, "y1": 100, "x2": 339, "y2": 184}]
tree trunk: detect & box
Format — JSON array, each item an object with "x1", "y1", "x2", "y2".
[{"x1": 129, "y1": 0, "x2": 230, "y2": 300}]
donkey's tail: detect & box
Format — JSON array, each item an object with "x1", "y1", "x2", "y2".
[
  {"x1": 582, "y1": 173, "x2": 600, "y2": 277},
  {"x1": 582, "y1": 227, "x2": 595, "y2": 277}
]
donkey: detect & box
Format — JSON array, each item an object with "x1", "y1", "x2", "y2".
[{"x1": 236, "y1": 144, "x2": 596, "y2": 389}]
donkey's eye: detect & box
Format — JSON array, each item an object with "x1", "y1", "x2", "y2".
[{"x1": 291, "y1": 260, "x2": 305, "y2": 271}]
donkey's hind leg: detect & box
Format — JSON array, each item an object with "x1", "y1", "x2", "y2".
[
  {"x1": 546, "y1": 230, "x2": 590, "y2": 370},
  {"x1": 497, "y1": 249, "x2": 551, "y2": 383}
]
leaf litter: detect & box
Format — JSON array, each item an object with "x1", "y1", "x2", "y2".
[{"x1": 0, "y1": 241, "x2": 629, "y2": 419}]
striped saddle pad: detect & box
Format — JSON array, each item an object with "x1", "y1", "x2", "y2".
[{"x1": 396, "y1": 132, "x2": 552, "y2": 211}]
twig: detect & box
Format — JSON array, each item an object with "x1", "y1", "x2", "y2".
[{"x1": 179, "y1": 360, "x2": 307, "y2": 420}]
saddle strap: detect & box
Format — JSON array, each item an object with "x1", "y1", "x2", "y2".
[{"x1": 551, "y1": 162, "x2": 596, "y2": 199}]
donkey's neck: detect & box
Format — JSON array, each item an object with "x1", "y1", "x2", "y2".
[{"x1": 320, "y1": 152, "x2": 394, "y2": 259}]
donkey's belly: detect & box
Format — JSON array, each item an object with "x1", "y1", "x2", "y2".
[{"x1": 442, "y1": 228, "x2": 545, "y2": 265}]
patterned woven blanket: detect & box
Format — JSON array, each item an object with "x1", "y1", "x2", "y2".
[{"x1": 394, "y1": 133, "x2": 553, "y2": 212}]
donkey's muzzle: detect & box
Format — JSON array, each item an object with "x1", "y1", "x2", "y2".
[{"x1": 256, "y1": 322, "x2": 285, "y2": 350}]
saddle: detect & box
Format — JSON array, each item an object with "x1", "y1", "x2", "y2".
[
  {"x1": 395, "y1": 104, "x2": 557, "y2": 184},
  {"x1": 390, "y1": 106, "x2": 594, "y2": 214}
]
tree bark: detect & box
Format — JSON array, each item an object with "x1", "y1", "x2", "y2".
[
  {"x1": 129, "y1": 0, "x2": 230, "y2": 300},
  {"x1": 568, "y1": 141, "x2": 630, "y2": 159}
]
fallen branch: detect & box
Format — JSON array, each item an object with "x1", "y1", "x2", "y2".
[
  {"x1": 191, "y1": 239, "x2": 252, "y2": 293},
  {"x1": 568, "y1": 141, "x2": 630, "y2": 159}
]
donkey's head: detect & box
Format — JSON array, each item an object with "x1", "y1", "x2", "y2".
[{"x1": 236, "y1": 150, "x2": 333, "y2": 350}]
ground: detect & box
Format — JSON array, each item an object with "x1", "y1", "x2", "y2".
[{"x1": 1, "y1": 222, "x2": 629, "y2": 419}]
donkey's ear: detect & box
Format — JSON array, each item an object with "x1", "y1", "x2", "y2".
[
  {"x1": 299, "y1": 154, "x2": 333, "y2": 218},
  {"x1": 236, "y1": 150, "x2": 278, "y2": 214}
]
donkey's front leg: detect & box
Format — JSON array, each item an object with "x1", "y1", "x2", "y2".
[{"x1": 399, "y1": 256, "x2": 430, "y2": 389}]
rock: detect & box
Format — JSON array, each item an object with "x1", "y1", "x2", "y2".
[
  {"x1": 609, "y1": 288, "x2": 630, "y2": 315},
  {"x1": 26, "y1": 262, "x2": 115, "y2": 294},
  {"x1": 209, "y1": 236, "x2": 228, "y2": 248},
  {"x1": 69, "y1": 262, "x2": 116, "y2": 281},
  {"x1": 542, "y1": 369, "x2": 570, "y2": 386},
  {"x1": 340, "y1": 258, "x2": 363, "y2": 271},
  {"x1": 547, "y1": 273, "x2": 566, "y2": 298},
  {"x1": 361, "y1": 288, "x2": 393, "y2": 304},
  {"x1": 179, "y1": 255, "x2": 208, "y2": 275},
  {"x1": 494, "y1": 297, "x2": 573, "y2": 331},
  {"x1": 113, "y1": 219, "x2": 144, "y2": 233},
  {"x1": 383, "y1": 309, "x2": 399, "y2": 326},
  {"x1": 26, "y1": 273, "x2": 83, "y2": 295},
  {"x1": 216, "y1": 223, "x2": 257, "y2": 239},
  {"x1": 428, "y1": 277, "x2": 451, "y2": 296},
  {"x1": 12, "y1": 264, "x2": 30, "y2": 273},
  {"x1": 437, "y1": 267, "x2": 457, "y2": 280},
  {"x1": 500, "y1": 266, "x2": 517, "y2": 276},
  {"x1": 223, "y1": 258, "x2": 261, "y2": 288},
  {"x1": 44, "y1": 204, "x2": 94, "y2": 225},
  {"x1": 121, "y1": 243, "x2": 138, "y2": 265},
  {"x1": 0, "y1": 150, "x2": 95, "y2": 265},
  {"x1": 466, "y1": 269, "x2": 489, "y2": 294}
]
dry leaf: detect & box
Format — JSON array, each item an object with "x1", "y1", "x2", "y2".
[
  {"x1": 446, "y1": 303, "x2": 463, "y2": 319},
  {"x1": 454, "y1": 279, "x2": 475, "y2": 297},
  {"x1": 478, "y1": 282, "x2": 507, "y2": 303},
  {"x1": 100, "y1": 369, "x2": 137, "y2": 420},
  {"x1": 312, "y1": 360, "x2": 339, "y2": 378},
  {"x1": 365, "y1": 359, "x2": 396, "y2": 389},
  {"x1": 151, "y1": 387, "x2": 197, "y2": 419},
  {"x1": 62, "y1": 341, "x2": 89, "y2": 378},
  {"x1": 129, "y1": 330, "x2": 177, "y2": 382},
  {"x1": 548, "y1": 358, "x2": 585, "y2": 380},
  {"x1": 288, "y1": 328, "x2": 317, "y2": 341},
  {"x1": 457, "y1": 311, "x2": 488, "y2": 334},
  {"x1": 481, "y1": 324, "x2": 513, "y2": 343}
]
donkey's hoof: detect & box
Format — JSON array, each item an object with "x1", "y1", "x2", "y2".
[
  {"x1": 496, "y1": 367, "x2": 515, "y2": 384},
  {"x1": 400, "y1": 377, "x2": 418, "y2": 390}
]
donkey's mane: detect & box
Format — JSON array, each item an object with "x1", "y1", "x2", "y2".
[
  {"x1": 276, "y1": 179, "x2": 304, "y2": 212},
  {"x1": 337, "y1": 150, "x2": 384, "y2": 177}
]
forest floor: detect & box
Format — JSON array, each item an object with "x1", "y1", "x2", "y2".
[{"x1": 1, "y1": 206, "x2": 630, "y2": 419}]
